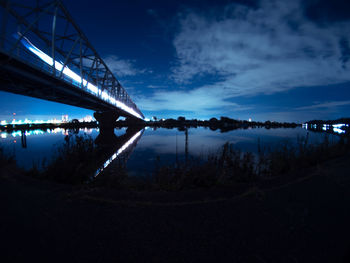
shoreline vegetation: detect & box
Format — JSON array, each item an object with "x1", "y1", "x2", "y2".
[
  {"x1": 44, "y1": 131, "x2": 350, "y2": 190},
  {"x1": 0, "y1": 116, "x2": 301, "y2": 133},
  {"x1": 1, "y1": 124, "x2": 349, "y2": 192},
  {"x1": 1, "y1": 116, "x2": 349, "y2": 135},
  {"x1": 0, "y1": 117, "x2": 349, "y2": 192}
]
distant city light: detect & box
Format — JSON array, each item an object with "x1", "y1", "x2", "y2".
[
  {"x1": 0, "y1": 118, "x2": 66, "y2": 127},
  {"x1": 79, "y1": 115, "x2": 94, "y2": 122},
  {"x1": 302, "y1": 123, "x2": 348, "y2": 135},
  {"x1": 62, "y1": 115, "x2": 69, "y2": 123},
  {"x1": 333, "y1": 124, "x2": 348, "y2": 128}
]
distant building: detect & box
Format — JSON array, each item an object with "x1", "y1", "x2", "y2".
[{"x1": 62, "y1": 114, "x2": 69, "y2": 123}]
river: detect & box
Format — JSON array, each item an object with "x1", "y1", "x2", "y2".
[{"x1": 0, "y1": 126, "x2": 339, "y2": 179}]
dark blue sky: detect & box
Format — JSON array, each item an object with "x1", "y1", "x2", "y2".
[{"x1": 1, "y1": 0, "x2": 350, "y2": 122}]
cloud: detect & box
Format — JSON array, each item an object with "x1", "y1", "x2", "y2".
[
  {"x1": 103, "y1": 55, "x2": 145, "y2": 77},
  {"x1": 171, "y1": 0, "x2": 350, "y2": 97},
  {"x1": 147, "y1": 85, "x2": 167, "y2": 89},
  {"x1": 136, "y1": 85, "x2": 251, "y2": 116},
  {"x1": 296, "y1": 100, "x2": 350, "y2": 111},
  {"x1": 137, "y1": 0, "x2": 350, "y2": 117}
]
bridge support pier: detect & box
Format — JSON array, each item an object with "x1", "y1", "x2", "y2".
[
  {"x1": 94, "y1": 111, "x2": 119, "y2": 128},
  {"x1": 94, "y1": 111, "x2": 119, "y2": 144}
]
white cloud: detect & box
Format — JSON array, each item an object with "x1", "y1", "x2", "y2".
[
  {"x1": 136, "y1": 85, "x2": 251, "y2": 116},
  {"x1": 135, "y1": 0, "x2": 350, "y2": 118},
  {"x1": 296, "y1": 100, "x2": 350, "y2": 111},
  {"x1": 104, "y1": 55, "x2": 144, "y2": 77},
  {"x1": 172, "y1": 0, "x2": 350, "y2": 97}
]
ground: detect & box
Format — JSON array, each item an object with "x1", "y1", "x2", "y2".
[{"x1": 1, "y1": 154, "x2": 350, "y2": 262}]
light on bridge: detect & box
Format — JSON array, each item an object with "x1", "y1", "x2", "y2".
[{"x1": 15, "y1": 33, "x2": 143, "y2": 120}]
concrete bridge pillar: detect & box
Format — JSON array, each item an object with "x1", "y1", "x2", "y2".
[{"x1": 94, "y1": 111, "x2": 119, "y2": 140}]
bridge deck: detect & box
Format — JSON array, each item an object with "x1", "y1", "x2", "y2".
[
  {"x1": 0, "y1": 49, "x2": 135, "y2": 117},
  {"x1": 0, "y1": 0, "x2": 144, "y2": 120}
]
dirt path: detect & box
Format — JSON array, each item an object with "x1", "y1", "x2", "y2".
[{"x1": 1, "y1": 155, "x2": 350, "y2": 262}]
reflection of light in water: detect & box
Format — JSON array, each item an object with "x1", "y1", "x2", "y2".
[
  {"x1": 26, "y1": 130, "x2": 44, "y2": 136},
  {"x1": 94, "y1": 130, "x2": 143, "y2": 177},
  {"x1": 0, "y1": 129, "x2": 46, "y2": 139},
  {"x1": 139, "y1": 129, "x2": 254, "y2": 156},
  {"x1": 334, "y1": 128, "x2": 345, "y2": 134},
  {"x1": 83, "y1": 128, "x2": 93, "y2": 134},
  {"x1": 15, "y1": 33, "x2": 143, "y2": 120},
  {"x1": 12, "y1": 131, "x2": 22, "y2": 137},
  {"x1": 303, "y1": 123, "x2": 348, "y2": 134},
  {"x1": 51, "y1": 128, "x2": 63, "y2": 134},
  {"x1": 331, "y1": 124, "x2": 347, "y2": 134},
  {"x1": 0, "y1": 128, "x2": 73, "y2": 139}
]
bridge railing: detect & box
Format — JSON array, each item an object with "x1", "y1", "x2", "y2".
[
  {"x1": 0, "y1": 0, "x2": 144, "y2": 119},
  {"x1": 1, "y1": 36, "x2": 140, "y2": 116}
]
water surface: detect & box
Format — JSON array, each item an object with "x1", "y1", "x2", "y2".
[{"x1": 0, "y1": 126, "x2": 338, "y2": 176}]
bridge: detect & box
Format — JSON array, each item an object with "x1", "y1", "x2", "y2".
[{"x1": 0, "y1": 0, "x2": 144, "y2": 128}]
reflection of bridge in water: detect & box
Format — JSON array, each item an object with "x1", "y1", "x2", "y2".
[
  {"x1": 0, "y1": 0, "x2": 144, "y2": 129},
  {"x1": 1, "y1": 127, "x2": 144, "y2": 179},
  {"x1": 3, "y1": 126, "x2": 194, "y2": 177},
  {"x1": 94, "y1": 128, "x2": 144, "y2": 178}
]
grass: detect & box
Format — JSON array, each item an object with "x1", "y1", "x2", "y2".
[
  {"x1": 30, "y1": 135, "x2": 102, "y2": 184},
  {"x1": 144, "y1": 133, "x2": 350, "y2": 190},
  {"x1": 0, "y1": 146, "x2": 15, "y2": 167},
  {"x1": 7, "y1": 131, "x2": 350, "y2": 191}
]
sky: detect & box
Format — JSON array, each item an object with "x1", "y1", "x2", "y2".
[{"x1": 1, "y1": 0, "x2": 350, "y2": 122}]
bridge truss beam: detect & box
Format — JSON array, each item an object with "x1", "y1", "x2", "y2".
[{"x1": 0, "y1": 0, "x2": 144, "y2": 119}]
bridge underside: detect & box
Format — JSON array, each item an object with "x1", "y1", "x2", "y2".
[{"x1": 0, "y1": 52, "x2": 138, "y2": 120}]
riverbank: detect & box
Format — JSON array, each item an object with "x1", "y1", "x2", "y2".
[
  {"x1": 1, "y1": 152, "x2": 350, "y2": 262},
  {"x1": 0, "y1": 116, "x2": 300, "y2": 134}
]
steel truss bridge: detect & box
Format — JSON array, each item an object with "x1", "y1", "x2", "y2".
[{"x1": 0, "y1": 0, "x2": 144, "y2": 121}]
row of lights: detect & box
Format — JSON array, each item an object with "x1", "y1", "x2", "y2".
[
  {"x1": 0, "y1": 127, "x2": 94, "y2": 139},
  {"x1": 16, "y1": 33, "x2": 143, "y2": 120},
  {"x1": 302, "y1": 123, "x2": 348, "y2": 134}
]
